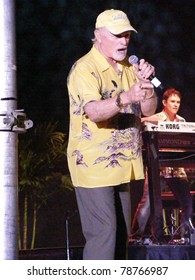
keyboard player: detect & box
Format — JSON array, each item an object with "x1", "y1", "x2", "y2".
[{"x1": 131, "y1": 88, "x2": 194, "y2": 244}]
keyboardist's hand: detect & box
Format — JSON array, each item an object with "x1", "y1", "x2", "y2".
[{"x1": 141, "y1": 116, "x2": 159, "y2": 123}]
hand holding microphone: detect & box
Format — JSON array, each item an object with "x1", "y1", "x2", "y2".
[
  {"x1": 114, "y1": 55, "x2": 159, "y2": 107},
  {"x1": 129, "y1": 55, "x2": 164, "y2": 90}
]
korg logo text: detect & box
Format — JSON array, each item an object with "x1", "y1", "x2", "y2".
[{"x1": 165, "y1": 123, "x2": 180, "y2": 129}]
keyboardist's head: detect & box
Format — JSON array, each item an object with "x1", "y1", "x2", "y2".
[{"x1": 162, "y1": 88, "x2": 182, "y2": 118}]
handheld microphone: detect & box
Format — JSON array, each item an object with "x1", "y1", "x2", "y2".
[{"x1": 129, "y1": 55, "x2": 164, "y2": 90}]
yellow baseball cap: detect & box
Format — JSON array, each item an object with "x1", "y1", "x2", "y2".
[{"x1": 95, "y1": 9, "x2": 137, "y2": 35}]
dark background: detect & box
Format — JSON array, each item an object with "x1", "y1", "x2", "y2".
[
  {"x1": 15, "y1": 0, "x2": 195, "y2": 249},
  {"x1": 16, "y1": 0, "x2": 195, "y2": 130}
]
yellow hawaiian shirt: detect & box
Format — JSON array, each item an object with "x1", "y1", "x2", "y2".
[{"x1": 67, "y1": 45, "x2": 144, "y2": 188}]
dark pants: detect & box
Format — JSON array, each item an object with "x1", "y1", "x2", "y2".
[
  {"x1": 75, "y1": 184, "x2": 131, "y2": 260},
  {"x1": 131, "y1": 176, "x2": 193, "y2": 238},
  {"x1": 165, "y1": 178, "x2": 193, "y2": 231}
]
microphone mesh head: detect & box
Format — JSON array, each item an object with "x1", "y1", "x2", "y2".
[{"x1": 129, "y1": 55, "x2": 138, "y2": 64}]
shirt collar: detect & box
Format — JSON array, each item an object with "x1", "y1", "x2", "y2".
[{"x1": 161, "y1": 110, "x2": 181, "y2": 122}]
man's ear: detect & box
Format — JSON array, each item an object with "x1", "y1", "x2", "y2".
[
  {"x1": 94, "y1": 29, "x2": 102, "y2": 43},
  {"x1": 162, "y1": 99, "x2": 166, "y2": 107}
]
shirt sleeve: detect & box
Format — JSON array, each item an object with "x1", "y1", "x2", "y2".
[{"x1": 72, "y1": 64, "x2": 102, "y2": 107}]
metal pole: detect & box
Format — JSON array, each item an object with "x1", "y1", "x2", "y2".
[
  {"x1": 65, "y1": 218, "x2": 70, "y2": 260},
  {"x1": 65, "y1": 210, "x2": 77, "y2": 260},
  {"x1": 0, "y1": 0, "x2": 33, "y2": 260},
  {"x1": 0, "y1": 0, "x2": 18, "y2": 260}
]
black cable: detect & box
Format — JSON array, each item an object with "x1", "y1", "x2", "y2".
[{"x1": 160, "y1": 153, "x2": 195, "y2": 162}]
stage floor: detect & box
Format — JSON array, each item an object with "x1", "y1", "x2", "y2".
[
  {"x1": 19, "y1": 244, "x2": 195, "y2": 260},
  {"x1": 128, "y1": 244, "x2": 195, "y2": 260}
]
